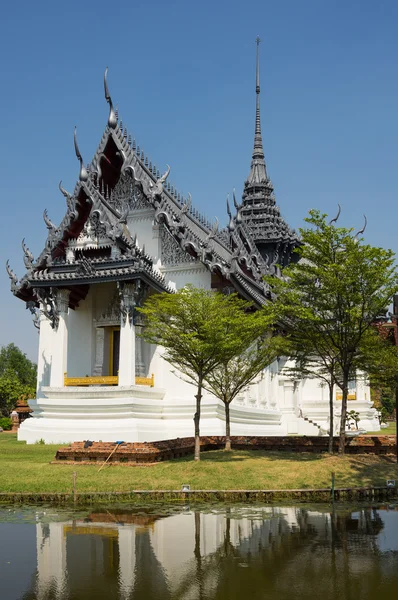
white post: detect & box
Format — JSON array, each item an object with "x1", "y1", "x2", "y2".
[
  {"x1": 93, "y1": 327, "x2": 105, "y2": 376},
  {"x1": 36, "y1": 305, "x2": 53, "y2": 396},
  {"x1": 50, "y1": 289, "x2": 70, "y2": 387},
  {"x1": 281, "y1": 379, "x2": 298, "y2": 434},
  {"x1": 118, "y1": 283, "x2": 136, "y2": 386},
  {"x1": 135, "y1": 325, "x2": 146, "y2": 377}
]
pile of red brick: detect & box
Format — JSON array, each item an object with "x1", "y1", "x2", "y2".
[{"x1": 54, "y1": 435, "x2": 396, "y2": 464}]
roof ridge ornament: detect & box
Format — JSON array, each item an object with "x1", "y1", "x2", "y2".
[
  {"x1": 226, "y1": 195, "x2": 235, "y2": 232},
  {"x1": 21, "y1": 238, "x2": 34, "y2": 270},
  {"x1": 181, "y1": 193, "x2": 192, "y2": 215},
  {"x1": 5, "y1": 260, "x2": 19, "y2": 294},
  {"x1": 206, "y1": 217, "x2": 219, "y2": 242},
  {"x1": 355, "y1": 215, "x2": 367, "y2": 238},
  {"x1": 74, "y1": 127, "x2": 89, "y2": 182},
  {"x1": 233, "y1": 189, "x2": 242, "y2": 225},
  {"x1": 43, "y1": 209, "x2": 57, "y2": 232},
  {"x1": 149, "y1": 164, "x2": 171, "y2": 201},
  {"x1": 104, "y1": 67, "x2": 117, "y2": 129},
  {"x1": 59, "y1": 180, "x2": 78, "y2": 220},
  {"x1": 328, "y1": 203, "x2": 341, "y2": 225}
]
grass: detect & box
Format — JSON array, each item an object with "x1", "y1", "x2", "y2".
[
  {"x1": 1, "y1": 433, "x2": 398, "y2": 495},
  {"x1": 367, "y1": 422, "x2": 396, "y2": 435}
]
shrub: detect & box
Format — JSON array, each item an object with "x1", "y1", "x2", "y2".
[{"x1": 0, "y1": 417, "x2": 12, "y2": 431}]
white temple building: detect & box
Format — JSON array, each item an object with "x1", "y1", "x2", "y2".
[{"x1": 7, "y1": 42, "x2": 379, "y2": 444}]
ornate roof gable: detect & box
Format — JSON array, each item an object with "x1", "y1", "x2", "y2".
[{"x1": 7, "y1": 59, "x2": 294, "y2": 308}]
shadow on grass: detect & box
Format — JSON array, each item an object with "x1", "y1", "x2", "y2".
[
  {"x1": 329, "y1": 455, "x2": 398, "y2": 487},
  {"x1": 175, "y1": 449, "x2": 326, "y2": 463}
]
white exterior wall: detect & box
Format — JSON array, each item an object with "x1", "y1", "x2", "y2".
[{"x1": 163, "y1": 264, "x2": 211, "y2": 290}]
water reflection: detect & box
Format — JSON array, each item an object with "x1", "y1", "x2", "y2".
[{"x1": 1, "y1": 505, "x2": 398, "y2": 599}]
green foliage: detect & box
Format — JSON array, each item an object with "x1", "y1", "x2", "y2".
[
  {"x1": 139, "y1": 286, "x2": 267, "y2": 458},
  {"x1": 139, "y1": 286, "x2": 260, "y2": 386},
  {"x1": 379, "y1": 391, "x2": 396, "y2": 416},
  {"x1": 203, "y1": 333, "x2": 282, "y2": 406},
  {"x1": 346, "y1": 410, "x2": 360, "y2": 430},
  {"x1": 0, "y1": 344, "x2": 37, "y2": 417},
  {"x1": 0, "y1": 343, "x2": 37, "y2": 386},
  {"x1": 266, "y1": 209, "x2": 398, "y2": 453},
  {"x1": 0, "y1": 417, "x2": 12, "y2": 430}
]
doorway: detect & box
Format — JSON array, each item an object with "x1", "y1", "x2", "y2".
[{"x1": 109, "y1": 327, "x2": 120, "y2": 377}]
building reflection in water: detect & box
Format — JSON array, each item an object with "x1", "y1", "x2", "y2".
[{"x1": 16, "y1": 505, "x2": 398, "y2": 600}]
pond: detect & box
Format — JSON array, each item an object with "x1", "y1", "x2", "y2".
[{"x1": 1, "y1": 503, "x2": 398, "y2": 600}]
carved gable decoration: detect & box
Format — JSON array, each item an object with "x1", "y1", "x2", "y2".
[
  {"x1": 110, "y1": 173, "x2": 149, "y2": 212},
  {"x1": 95, "y1": 287, "x2": 121, "y2": 326},
  {"x1": 160, "y1": 225, "x2": 197, "y2": 267}
]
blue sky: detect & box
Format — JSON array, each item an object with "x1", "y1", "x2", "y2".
[{"x1": 1, "y1": 0, "x2": 397, "y2": 360}]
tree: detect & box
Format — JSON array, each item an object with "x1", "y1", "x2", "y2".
[
  {"x1": 266, "y1": 209, "x2": 398, "y2": 454},
  {"x1": 203, "y1": 325, "x2": 283, "y2": 451},
  {"x1": 0, "y1": 343, "x2": 37, "y2": 416},
  {"x1": 139, "y1": 286, "x2": 260, "y2": 460}
]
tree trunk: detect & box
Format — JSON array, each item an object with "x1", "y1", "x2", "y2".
[
  {"x1": 328, "y1": 383, "x2": 334, "y2": 455},
  {"x1": 194, "y1": 380, "x2": 203, "y2": 461},
  {"x1": 338, "y1": 375, "x2": 349, "y2": 455},
  {"x1": 225, "y1": 402, "x2": 231, "y2": 451}
]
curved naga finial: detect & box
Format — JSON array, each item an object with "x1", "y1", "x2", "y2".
[
  {"x1": 59, "y1": 180, "x2": 77, "y2": 217},
  {"x1": 233, "y1": 189, "x2": 242, "y2": 225},
  {"x1": 74, "y1": 127, "x2": 89, "y2": 182},
  {"x1": 149, "y1": 164, "x2": 171, "y2": 200},
  {"x1": 181, "y1": 192, "x2": 192, "y2": 215},
  {"x1": 206, "y1": 217, "x2": 219, "y2": 242},
  {"x1": 158, "y1": 164, "x2": 171, "y2": 185},
  {"x1": 6, "y1": 260, "x2": 19, "y2": 293},
  {"x1": 104, "y1": 67, "x2": 117, "y2": 129},
  {"x1": 21, "y1": 238, "x2": 34, "y2": 270},
  {"x1": 233, "y1": 189, "x2": 239, "y2": 211},
  {"x1": 226, "y1": 195, "x2": 235, "y2": 232},
  {"x1": 328, "y1": 203, "x2": 341, "y2": 225},
  {"x1": 226, "y1": 195, "x2": 231, "y2": 218},
  {"x1": 355, "y1": 215, "x2": 367, "y2": 238},
  {"x1": 43, "y1": 209, "x2": 57, "y2": 232}
]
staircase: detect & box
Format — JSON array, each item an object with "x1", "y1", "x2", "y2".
[{"x1": 299, "y1": 409, "x2": 329, "y2": 436}]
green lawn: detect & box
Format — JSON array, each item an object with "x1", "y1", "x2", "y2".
[
  {"x1": 1, "y1": 433, "x2": 398, "y2": 494},
  {"x1": 367, "y1": 422, "x2": 396, "y2": 435}
]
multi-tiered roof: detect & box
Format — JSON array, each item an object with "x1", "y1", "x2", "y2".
[{"x1": 7, "y1": 42, "x2": 299, "y2": 315}]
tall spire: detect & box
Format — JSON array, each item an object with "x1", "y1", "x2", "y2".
[{"x1": 247, "y1": 37, "x2": 267, "y2": 184}]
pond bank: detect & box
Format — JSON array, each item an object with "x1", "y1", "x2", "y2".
[{"x1": 1, "y1": 485, "x2": 397, "y2": 505}]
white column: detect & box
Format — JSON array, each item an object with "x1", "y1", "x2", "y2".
[
  {"x1": 135, "y1": 325, "x2": 146, "y2": 376},
  {"x1": 36, "y1": 305, "x2": 53, "y2": 396},
  {"x1": 118, "y1": 283, "x2": 136, "y2": 386},
  {"x1": 50, "y1": 289, "x2": 70, "y2": 387},
  {"x1": 281, "y1": 379, "x2": 298, "y2": 434},
  {"x1": 283, "y1": 380, "x2": 296, "y2": 412}
]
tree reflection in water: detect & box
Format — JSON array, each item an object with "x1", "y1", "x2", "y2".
[{"x1": 9, "y1": 505, "x2": 398, "y2": 600}]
